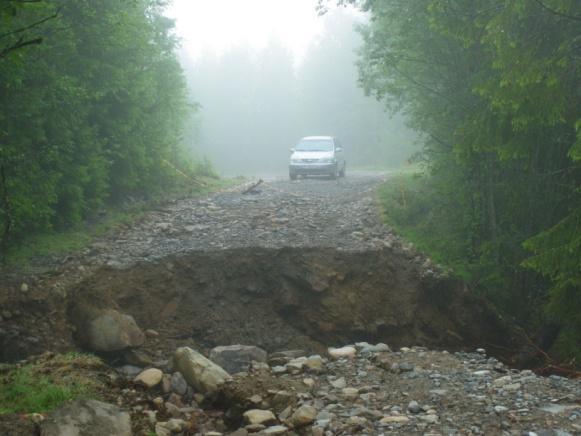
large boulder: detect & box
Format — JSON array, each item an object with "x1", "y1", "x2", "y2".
[
  {"x1": 209, "y1": 345, "x2": 267, "y2": 374},
  {"x1": 72, "y1": 306, "x2": 145, "y2": 352},
  {"x1": 41, "y1": 399, "x2": 131, "y2": 436},
  {"x1": 173, "y1": 347, "x2": 231, "y2": 395}
]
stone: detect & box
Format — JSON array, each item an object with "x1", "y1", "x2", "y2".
[
  {"x1": 269, "y1": 350, "x2": 307, "y2": 360},
  {"x1": 408, "y1": 401, "x2": 421, "y2": 414},
  {"x1": 305, "y1": 355, "x2": 324, "y2": 372},
  {"x1": 493, "y1": 376, "x2": 512, "y2": 387},
  {"x1": 330, "y1": 377, "x2": 346, "y2": 389},
  {"x1": 170, "y1": 372, "x2": 188, "y2": 396},
  {"x1": 272, "y1": 366, "x2": 287, "y2": 375},
  {"x1": 263, "y1": 425, "x2": 288, "y2": 435},
  {"x1": 145, "y1": 329, "x2": 159, "y2": 338},
  {"x1": 20, "y1": 283, "x2": 29, "y2": 293},
  {"x1": 163, "y1": 418, "x2": 188, "y2": 432},
  {"x1": 271, "y1": 390, "x2": 296, "y2": 413},
  {"x1": 494, "y1": 406, "x2": 509, "y2": 413},
  {"x1": 286, "y1": 357, "x2": 307, "y2": 372},
  {"x1": 342, "y1": 388, "x2": 359, "y2": 401},
  {"x1": 209, "y1": 345, "x2": 267, "y2": 374},
  {"x1": 243, "y1": 409, "x2": 277, "y2": 425},
  {"x1": 173, "y1": 347, "x2": 231, "y2": 396},
  {"x1": 122, "y1": 349, "x2": 153, "y2": 367},
  {"x1": 328, "y1": 346, "x2": 356, "y2": 359},
  {"x1": 161, "y1": 375, "x2": 171, "y2": 394},
  {"x1": 72, "y1": 307, "x2": 145, "y2": 352},
  {"x1": 134, "y1": 368, "x2": 163, "y2": 388},
  {"x1": 504, "y1": 382, "x2": 522, "y2": 391},
  {"x1": 40, "y1": 399, "x2": 131, "y2": 436},
  {"x1": 380, "y1": 415, "x2": 410, "y2": 424},
  {"x1": 290, "y1": 405, "x2": 317, "y2": 427},
  {"x1": 118, "y1": 365, "x2": 142, "y2": 378},
  {"x1": 419, "y1": 414, "x2": 439, "y2": 424}
]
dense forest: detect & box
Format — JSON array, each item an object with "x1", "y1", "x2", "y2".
[
  {"x1": 337, "y1": 0, "x2": 580, "y2": 361},
  {"x1": 0, "y1": 0, "x2": 193, "y2": 252}
]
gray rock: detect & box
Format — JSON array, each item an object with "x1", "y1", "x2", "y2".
[
  {"x1": 171, "y1": 372, "x2": 188, "y2": 396},
  {"x1": 134, "y1": 368, "x2": 163, "y2": 388},
  {"x1": 407, "y1": 400, "x2": 421, "y2": 414},
  {"x1": 41, "y1": 399, "x2": 131, "y2": 436},
  {"x1": 291, "y1": 405, "x2": 318, "y2": 427},
  {"x1": 263, "y1": 425, "x2": 288, "y2": 435},
  {"x1": 209, "y1": 344, "x2": 267, "y2": 374},
  {"x1": 173, "y1": 347, "x2": 231, "y2": 396},
  {"x1": 73, "y1": 307, "x2": 145, "y2": 352},
  {"x1": 243, "y1": 409, "x2": 277, "y2": 425}
]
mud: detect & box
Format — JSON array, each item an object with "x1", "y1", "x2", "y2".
[{"x1": 2, "y1": 247, "x2": 523, "y2": 366}]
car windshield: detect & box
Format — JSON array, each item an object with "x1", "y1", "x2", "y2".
[{"x1": 295, "y1": 139, "x2": 333, "y2": 152}]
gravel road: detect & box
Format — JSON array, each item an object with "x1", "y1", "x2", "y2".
[{"x1": 92, "y1": 172, "x2": 407, "y2": 268}]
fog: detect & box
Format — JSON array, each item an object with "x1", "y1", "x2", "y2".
[{"x1": 179, "y1": 9, "x2": 418, "y2": 176}]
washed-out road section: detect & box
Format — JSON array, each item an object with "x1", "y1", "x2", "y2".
[{"x1": 1, "y1": 174, "x2": 526, "y2": 364}]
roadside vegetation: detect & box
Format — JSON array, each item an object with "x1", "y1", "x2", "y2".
[
  {"x1": 0, "y1": 0, "x2": 209, "y2": 260},
  {"x1": 361, "y1": 0, "x2": 580, "y2": 363},
  {"x1": 0, "y1": 353, "x2": 104, "y2": 415},
  {"x1": 2, "y1": 173, "x2": 235, "y2": 268}
]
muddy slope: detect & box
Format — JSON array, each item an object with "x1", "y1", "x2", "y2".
[{"x1": 64, "y1": 247, "x2": 522, "y2": 361}]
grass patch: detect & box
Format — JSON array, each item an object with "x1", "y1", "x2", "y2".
[
  {"x1": 377, "y1": 167, "x2": 473, "y2": 280},
  {"x1": 0, "y1": 352, "x2": 104, "y2": 415},
  {"x1": 2, "y1": 176, "x2": 241, "y2": 268}
]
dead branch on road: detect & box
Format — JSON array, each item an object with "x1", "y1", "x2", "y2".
[{"x1": 242, "y1": 179, "x2": 263, "y2": 195}]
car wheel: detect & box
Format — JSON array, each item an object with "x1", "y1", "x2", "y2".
[{"x1": 339, "y1": 163, "x2": 346, "y2": 178}]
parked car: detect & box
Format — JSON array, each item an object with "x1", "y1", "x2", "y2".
[{"x1": 289, "y1": 136, "x2": 346, "y2": 180}]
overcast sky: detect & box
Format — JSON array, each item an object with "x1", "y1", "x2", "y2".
[{"x1": 166, "y1": 0, "x2": 357, "y2": 63}]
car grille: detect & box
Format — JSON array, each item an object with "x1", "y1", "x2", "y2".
[{"x1": 301, "y1": 159, "x2": 319, "y2": 163}]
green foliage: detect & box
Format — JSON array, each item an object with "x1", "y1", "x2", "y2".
[
  {"x1": 355, "y1": 0, "x2": 581, "y2": 360},
  {"x1": 0, "y1": 353, "x2": 102, "y2": 414},
  {"x1": 3, "y1": 175, "x2": 231, "y2": 267},
  {"x1": 0, "y1": 0, "x2": 193, "y2": 253}
]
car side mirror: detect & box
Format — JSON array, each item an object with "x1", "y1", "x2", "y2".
[
  {"x1": 290, "y1": 148, "x2": 295, "y2": 153},
  {"x1": 335, "y1": 147, "x2": 343, "y2": 152}
]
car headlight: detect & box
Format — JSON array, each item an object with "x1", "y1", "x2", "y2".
[{"x1": 319, "y1": 158, "x2": 334, "y2": 164}]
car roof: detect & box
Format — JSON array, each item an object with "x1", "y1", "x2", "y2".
[{"x1": 301, "y1": 136, "x2": 334, "y2": 140}]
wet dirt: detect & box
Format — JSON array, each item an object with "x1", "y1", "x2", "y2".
[{"x1": 73, "y1": 248, "x2": 524, "y2": 363}]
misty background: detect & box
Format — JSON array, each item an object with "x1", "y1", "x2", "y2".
[{"x1": 177, "y1": 9, "x2": 418, "y2": 176}]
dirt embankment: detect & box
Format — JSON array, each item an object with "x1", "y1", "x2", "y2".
[{"x1": 2, "y1": 246, "x2": 525, "y2": 365}]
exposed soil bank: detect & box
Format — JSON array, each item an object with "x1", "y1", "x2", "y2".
[{"x1": 0, "y1": 246, "x2": 527, "y2": 365}]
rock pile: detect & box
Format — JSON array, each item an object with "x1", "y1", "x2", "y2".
[{"x1": 37, "y1": 342, "x2": 580, "y2": 435}]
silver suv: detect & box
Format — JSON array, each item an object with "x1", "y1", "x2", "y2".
[{"x1": 289, "y1": 136, "x2": 346, "y2": 180}]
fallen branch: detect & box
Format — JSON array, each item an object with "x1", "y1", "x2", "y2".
[
  {"x1": 522, "y1": 332, "x2": 581, "y2": 378},
  {"x1": 242, "y1": 179, "x2": 263, "y2": 195}
]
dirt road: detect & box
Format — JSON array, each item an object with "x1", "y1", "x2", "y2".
[{"x1": 90, "y1": 173, "x2": 398, "y2": 266}]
